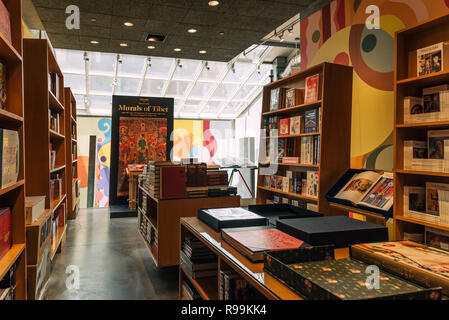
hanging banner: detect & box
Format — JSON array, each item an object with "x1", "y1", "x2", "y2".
[{"x1": 110, "y1": 95, "x2": 174, "y2": 206}]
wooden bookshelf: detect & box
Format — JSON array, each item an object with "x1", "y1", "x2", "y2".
[
  {"x1": 64, "y1": 88, "x2": 79, "y2": 220},
  {"x1": 179, "y1": 217, "x2": 349, "y2": 300},
  {"x1": 257, "y1": 62, "x2": 353, "y2": 216},
  {"x1": 0, "y1": 0, "x2": 26, "y2": 300},
  {"x1": 23, "y1": 39, "x2": 67, "y2": 263},
  {"x1": 394, "y1": 13, "x2": 449, "y2": 239},
  {"x1": 138, "y1": 185, "x2": 240, "y2": 267}
]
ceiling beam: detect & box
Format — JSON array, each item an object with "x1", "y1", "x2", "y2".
[
  {"x1": 161, "y1": 59, "x2": 178, "y2": 97},
  {"x1": 262, "y1": 41, "x2": 299, "y2": 49},
  {"x1": 138, "y1": 57, "x2": 151, "y2": 96},
  {"x1": 111, "y1": 54, "x2": 121, "y2": 96}
]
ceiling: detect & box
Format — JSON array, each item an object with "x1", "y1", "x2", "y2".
[{"x1": 29, "y1": 0, "x2": 321, "y2": 62}]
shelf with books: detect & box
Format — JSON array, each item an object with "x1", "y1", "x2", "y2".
[
  {"x1": 23, "y1": 39, "x2": 67, "y2": 266},
  {"x1": 179, "y1": 264, "x2": 218, "y2": 300},
  {"x1": 394, "y1": 12, "x2": 449, "y2": 239},
  {"x1": 0, "y1": 0, "x2": 26, "y2": 300},
  {"x1": 64, "y1": 88, "x2": 79, "y2": 220},
  {"x1": 257, "y1": 62, "x2": 353, "y2": 216}
]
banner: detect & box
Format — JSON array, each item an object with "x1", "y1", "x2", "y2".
[{"x1": 110, "y1": 95, "x2": 174, "y2": 205}]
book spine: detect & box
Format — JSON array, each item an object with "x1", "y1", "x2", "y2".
[
  {"x1": 351, "y1": 246, "x2": 449, "y2": 296},
  {"x1": 0, "y1": 128, "x2": 3, "y2": 188}
]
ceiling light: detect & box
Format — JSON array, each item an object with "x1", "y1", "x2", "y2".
[
  {"x1": 147, "y1": 45, "x2": 155, "y2": 49},
  {"x1": 91, "y1": 18, "x2": 97, "y2": 22},
  {"x1": 90, "y1": 40, "x2": 99, "y2": 44},
  {"x1": 174, "y1": 48, "x2": 181, "y2": 52},
  {"x1": 124, "y1": 22, "x2": 134, "y2": 27},
  {"x1": 205, "y1": 61, "x2": 210, "y2": 70},
  {"x1": 120, "y1": 43, "x2": 128, "y2": 47},
  {"x1": 219, "y1": 31, "x2": 225, "y2": 36},
  {"x1": 208, "y1": 1, "x2": 219, "y2": 6},
  {"x1": 187, "y1": 28, "x2": 197, "y2": 33},
  {"x1": 146, "y1": 34, "x2": 166, "y2": 42},
  {"x1": 199, "y1": 50, "x2": 207, "y2": 54}
]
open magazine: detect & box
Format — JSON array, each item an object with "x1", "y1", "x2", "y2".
[{"x1": 335, "y1": 171, "x2": 394, "y2": 212}]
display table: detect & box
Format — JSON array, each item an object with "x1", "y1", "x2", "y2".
[
  {"x1": 179, "y1": 217, "x2": 349, "y2": 300},
  {"x1": 138, "y1": 186, "x2": 241, "y2": 267}
]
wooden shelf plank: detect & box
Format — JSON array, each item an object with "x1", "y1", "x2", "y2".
[
  {"x1": 329, "y1": 202, "x2": 389, "y2": 221},
  {"x1": 396, "y1": 216, "x2": 449, "y2": 232},
  {"x1": 396, "y1": 121, "x2": 449, "y2": 129},
  {"x1": 49, "y1": 90, "x2": 64, "y2": 112},
  {"x1": 50, "y1": 224, "x2": 67, "y2": 261},
  {"x1": 0, "y1": 33, "x2": 22, "y2": 63},
  {"x1": 180, "y1": 265, "x2": 218, "y2": 300},
  {"x1": 396, "y1": 70, "x2": 449, "y2": 87},
  {"x1": 138, "y1": 229, "x2": 158, "y2": 266},
  {"x1": 50, "y1": 165, "x2": 66, "y2": 174},
  {"x1": 51, "y1": 194, "x2": 67, "y2": 214},
  {"x1": 262, "y1": 132, "x2": 320, "y2": 139},
  {"x1": 257, "y1": 186, "x2": 318, "y2": 202},
  {"x1": 260, "y1": 163, "x2": 319, "y2": 169},
  {"x1": 0, "y1": 244, "x2": 25, "y2": 280},
  {"x1": 0, "y1": 109, "x2": 23, "y2": 124},
  {"x1": 0, "y1": 180, "x2": 24, "y2": 196},
  {"x1": 396, "y1": 169, "x2": 449, "y2": 177},
  {"x1": 49, "y1": 129, "x2": 65, "y2": 140},
  {"x1": 262, "y1": 101, "x2": 322, "y2": 117}
]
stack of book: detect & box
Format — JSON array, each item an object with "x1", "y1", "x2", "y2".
[
  {"x1": 49, "y1": 175, "x2": 62, "y2": 204},
  {"x1": 0, "y1": 263, "x2": 15, "y2": 301},
  {"x1": 262, "y1": 170, "x2": 319, "y2": 198},
  {"x1": 219, "y1": 270, "x2": 264, "y2": 300},
  {"x1": 144, "y1": 161, "x2": 180, "y2": 198},
  {"x1": 180, "y1": 237, "x2": 217, "y2": 279},
  {"x1": 49, "y1": 111, "x2": 59, "y2": 133},
  {"x1": 181, "y1": 281, "x2": 201, "y2": 300},
  {"x1": 207, "y1": 170, "x2": 228, "y2": 186}
]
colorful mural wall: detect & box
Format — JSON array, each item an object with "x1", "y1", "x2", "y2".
[
  {"x1": 300, "y1": 0, "x2": 449, "y2": 169},
  {"x1": 78, "y1": 117, "x2": 232, "y2": 208}
]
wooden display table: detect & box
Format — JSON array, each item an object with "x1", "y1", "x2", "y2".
[
  {"x1": 138, "y1": 186, "x2": 241, "y2": 267},
  {"x1": 179, "y1": 217, "x2": 349, "y2": 300}
]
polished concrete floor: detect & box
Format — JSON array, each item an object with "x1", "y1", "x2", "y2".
[{"x1": 46, "y1": 208, "x2": 179, "y2": 300}]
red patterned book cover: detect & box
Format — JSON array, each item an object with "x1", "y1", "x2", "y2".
[
  {"x1": 279, "y1": 118, "x2": 290, "y2": 136},
  {"x1": 0, "y1": 1, "x2": 11, "y2": 44},
  {"x1": 0, "y1": 207, "x2": 11, "y2": 260},
  {"x1": 304, "y1": 74, "x2": 319, "y2": 104}
]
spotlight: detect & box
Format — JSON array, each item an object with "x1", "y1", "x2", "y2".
[
  {"x1": 174, "y1": 48, "x2": 182, "y2": 52},
  {"x1": 205, "y1": 61, "x2": 210, "y2": 70},
  {"x1": 199, "y1": 50, "x2": 207, "y2": 54},
  {"x1": 188, "y1": 28, "x2": 197, "y2": 33},
  {"x1": 208, "y1": 1, "x2": 219, "y2": 6},
  {"x1": 90, "y1": 40, "x2": 99, "y2": 44},
  {"x1": 177, "y1": 59, "x2": 183, "y2": 68},
  {"x1": 124, "y1": 22, "x2": 134, "y2": 27}
]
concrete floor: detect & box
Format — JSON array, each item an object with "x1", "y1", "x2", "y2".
[{"x1": 46, "y1": 208, "x2": 179, "y2": 300}]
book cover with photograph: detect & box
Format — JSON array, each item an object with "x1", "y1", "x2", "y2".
[
  {"x1": 404, "y1": 186, "x2": 426, "y2": 216},
  {"x1": 426, "y1": 182, "x2": 449, "y2": 216},
  {"x1": 426, "y1": 227, "x2": 449, "y2": 251},
  {"x1": 417, "y1": 42, "x2": 449, "y2": 76},
  {"x1": 428, "y1": 129, "x2": 449, "y2": 160}
]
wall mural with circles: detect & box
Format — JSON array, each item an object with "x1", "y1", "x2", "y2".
[{"x1": 301, "y1": 0, "x2": 449, "y2": 170}]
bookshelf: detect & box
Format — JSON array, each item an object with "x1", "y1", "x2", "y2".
[
  {"x1": 23, "y1": 39, "x2": 67, "y2": 262},
  {"x1": 0, "y1": 0, "x2": 26, "y2": 300},
  {"x1": 64, "y1": 88, "x2": 79, "y2": 220},
  {"x1": 257, "y1": 62, "x2": 353, "y2": 216},
  {"x1": 394, "y1": 13, "x2": 449, "y2": 240},
  {"x1": 179, "y1": 217, "x2": 349, "y2": 300},
  {"x1": 137, "y1": 185, "x2": 240, "y2": 267}
]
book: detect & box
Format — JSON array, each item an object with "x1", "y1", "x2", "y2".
[
  {"x1": 417, "y1": 42, "x2": 449, "y2": 76},
  {"x1": 304, "y1": 109, "x2": 318, "y2": 133},
  {"x1": 282, "y1": 157, "x2": 299, "y2": 165},
  {"x1": 335, "y1": 171, "x2": 394, "y2": 212},
  {"x1": 304, "y1": 74, "x2": 319, "y2": 104},
  {"x1": 279, "y1": 118, "x2": 290, "y2": 136},
  {"x1": 289, "y1": 116, "x2": 301, "y2": 135},
  {"x1": 221, "y1": 226, "x2": 309, "y2": 262},
  {"x1": 351, "y1": 241, "x2": 449, "y2": 296},
  {"x1": 282, "y1": 177, "x2": 290, "y2": 193},
  {"x1": 285, "y1": 88, "x2": 296, "y2": 109},
  {"x1": 428, "y1": 129, "x2": 449, "y2": 160},
  {"x1": 426, "y1": 182, "x2": 449, "y2": 222},
  {"x1": 0, "y1": 129, "x2": 19, "y2": 189},
  {"x1": 0, "y1": 207, "x2": 11, "y2": 260},
  {"x1": 0, "y1": 60, "x2": 5, "y2": 109},
  {"x1": 198, "y1": 208, "x2": 267, "y2": 232},
  {"x1": 426, "y1": 227, "x2": 449, "y2": 251},
  {"x1": 403, "y1": 186, "x2": 433, "y2": 221},
  {"x1": 270, "y1": 88, "x2": 280, "y2": 111},
  {"x1": 160, "y1": 166, "x2": 186, "y2": 199},
  {"x1": 306, "y1": 171, "x2": 319, "y2": 198},
  {"x1": 0, "y1": 1, "x2": 11, "y2": 44},
  {"x1": 25, "y1": 196, "x2": 46, "y2": 225}
]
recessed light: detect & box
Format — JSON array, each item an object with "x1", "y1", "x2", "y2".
[
  {"x1": 91, "y1": 18, "x2": 97, "y2": 22},
  {"x1": 199, "y1": 50, "x2": 207, "y2": 54},
  {"x1": 90, "y1": 40, "x2": 99, "y2": 44},
  {"x1": 219, "y1": 31, "x2": 225, "y2": 36},
  {"x1": 208, "y1": 1, "x2": 219, "y2": 6},
  {"x1": 120, "y1": 43, "x2": 128, "y2": 47},
  {"x1": 187, "y1": 28, "x2": 197, "y2": 33},
  {"x1": 174, "y1": 48, "x2": 182, "y2": 52},
  {"x1": 124, "y1": 22, "x2": 134, "y2": 27},
  {"x1": 146, "y1": 34, "x2": 166, "y2": 42},
  {"x1": 147, "y1": 45, "x2": 155, "y2": 49}
]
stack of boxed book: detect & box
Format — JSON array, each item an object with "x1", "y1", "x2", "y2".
[
  {"x1": 180, "y1": 280, "x2": 201, "y2": 300},
  {"x1": 180, "y1": 237, "x2": 217, "y2": 280}
]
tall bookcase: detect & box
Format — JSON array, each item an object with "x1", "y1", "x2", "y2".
[
  {"x1": 394, "y1": 13, "x2": 449, "y2": 239},
  {"x1": 257, "y1": 62, "x2": 353, "y2": 216},
  {"x1": 64, "y1": 88, "x2": 79, "y2": 220},
  {"x1": 0, "y1": 0, "x2": 27, "y2": 300},
  {"x1": 23, "y1": 39, "x2": 67, "y2": 261}
]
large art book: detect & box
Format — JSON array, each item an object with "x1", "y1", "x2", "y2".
[
  {"x1": 0, "y1": 129, "x2": 19, "y2": 189},
  {"x1": 221, "y1": 226, "x2": 310, "y2": 262},
  {"x1": 335, "y1": 171, "x2": 394, "y2": 212},
  {"x1": 198, "y1": 207, "x2": 267, "y2": 232},
  {"x1": 351, "y1": 241, "x2": 449, "y2": 295}
]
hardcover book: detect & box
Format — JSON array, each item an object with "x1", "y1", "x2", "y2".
[
  {"x1": 304, "y1": 74, "x2": 320, "y2": 104},
  {"x1": 0, "y1": 129, "x2": 19, "y2": 189},
  {"x1": 426, "y1": 182, "x2": 449, "y2": 223},
  {"x1": 270, "y1": 88, "x2": 280, "y2": 111},
  {"x1": 426, "y1": 227, "x2": 449, "y2": 251},
  {"x1": 403, "y1": 186, "x2": 435, "y2": 222},
  {"x1": 221, "y1": 226, "x2": 310, "y2": 262},
  {"x1": 160, "y1": 166, "x2": 186, "y2": 199},
  {"x1": 0, "y1": 1, "x2": 11, "y2": 44},
  {"x1": 351, "y1": 241, "x2": 449, "y2": 295},
  {"x1": 304, "y1": 109, "x2": 318, "y2": 133},
  {"x1": 306, "y1": 171, "x2": 319, "y2": 198},
  {"x1": 428, "y1": 129, "x2": 449, "y2": 160},
  {"x1": 198, "y1": 207, "x2": 267, "y2": 232},
  {"x1": 285, "y1": 88, "x2": 296, "y2": 109},
  {"x1": 279, "y1": 118, "x2": 290, "y2": 136},
  {"x1": 0, "y1": 207, "x2": 11, "y2": 261},
  {"x1": 276, "y1": 216, "x2": 388, "y2": 248},
  {"x1": 0, "y1": 60, "x2": 5, "y2": 109},
  {"x1": 289, "y1": 116, "x2": 301, "y2": 135},
  {"x1": 417, "y1": 42, "x2": 449, "y2": 76}
]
